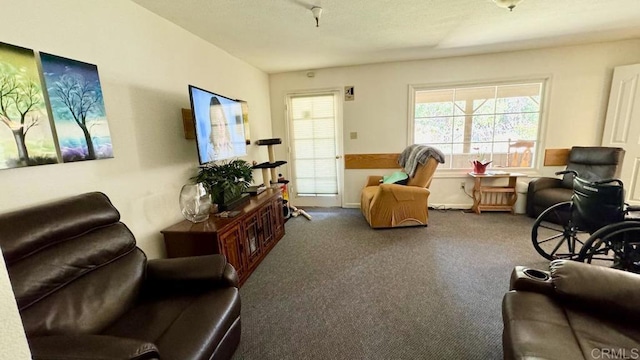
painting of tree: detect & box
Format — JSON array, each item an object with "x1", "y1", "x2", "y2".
[
  {"x1": 40, "y1": 53, "x2": 112, "y2": 162},
  {"x1": 0, "y1": 43, "x2": 57, "y2": 169}
]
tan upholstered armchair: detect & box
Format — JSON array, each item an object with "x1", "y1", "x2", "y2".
[{"x1": 360, "y1": 157, "x2": 439, "y2": 228}]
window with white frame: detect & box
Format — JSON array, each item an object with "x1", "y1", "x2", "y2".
[{"x1": 410, "y1": 81, "x2": 544, "y2": 170}]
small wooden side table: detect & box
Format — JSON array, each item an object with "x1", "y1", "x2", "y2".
[{"x1": 469, "y1": 172, "x2": 526, "y2": 214}]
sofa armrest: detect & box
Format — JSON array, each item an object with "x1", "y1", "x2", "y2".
[
  {"x1": 550, "y1": 260, "x2": 640, "y2": 318},
  {"x1": 528, "y1": 177, "x2": 564, "y2": 193},
  {"x1": 509, "y1": 266, "x2": 554, "y2": 295},
  {"x1": 146, "y1": 254, "x2": 239, "y2": 293},
  {"x1": 369, "y1": 183, "x2": 430, "y2": 212},
  {"x1": 526, "y1": 177, "x2": 566, "y2": 216},
  {"x1": 29, "y1": 335, "x2": 159, "y2": 360},
  {"x1": 377, "y1": 183, "x2": 429, "y2": 201},
  {"x1": 365, "y1": 175, "x2": 383, "y2": 187}
]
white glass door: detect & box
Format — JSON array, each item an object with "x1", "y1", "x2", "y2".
[{"x1": 286, "y1": 91, "x2": 342, "y2": 207}]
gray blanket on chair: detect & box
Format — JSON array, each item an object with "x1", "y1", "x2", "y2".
[{"x1": 398, "y1": 145, "x2": 445, "y2": 177}]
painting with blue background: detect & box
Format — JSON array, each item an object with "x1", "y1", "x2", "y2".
[{"x1": 40, "y1": 52, "x2": 112, "y2": 162}]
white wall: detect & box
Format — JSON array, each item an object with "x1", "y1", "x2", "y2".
[
  {"x1": 0, "y1": 0, "x2": 273, "y2": 257},
  {"x1": 0, "y1": 2, "x2": 273, "y2": 357},
  {"x1": 269, "y1": 40, "x2": 640, "y2": 208}
]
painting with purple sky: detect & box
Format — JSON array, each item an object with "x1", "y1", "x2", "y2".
[{"x1": 40, "y1": 52, "x2": 112, "y2": 162}]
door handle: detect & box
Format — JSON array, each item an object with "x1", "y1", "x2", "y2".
[{"x1": 335, "y1": 155, "x2": 341, "y2": 159}]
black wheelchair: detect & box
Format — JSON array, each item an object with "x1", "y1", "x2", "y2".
[{"x1": 531, "y1": 170, "x2": 640, "y2": 272}]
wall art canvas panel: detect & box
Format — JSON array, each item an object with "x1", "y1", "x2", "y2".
[
  {"x1": 0, "y1": 42, "x2": 58, "y2": 169},
  {"x1": 40, "y1": 52, "x2": 112, "y2": 162}
]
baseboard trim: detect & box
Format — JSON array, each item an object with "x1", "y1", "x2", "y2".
[
  {"x1": 343, "y1": 203, "x2": 360, "y2": 209},
  {"x1": 429, "y1": 203, "x2": 473, "y2": 210},
  {"x1": 343, "y1": 203, "x2": 473, "y2": 210}
]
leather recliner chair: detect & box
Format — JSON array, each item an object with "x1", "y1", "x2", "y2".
[
  {"x1": 0, "y1": 192, "x2": 241, "y2": 360},
  {"x1": 503, "y1": 260, "x2": 640, "y2": 359},
  {"x1": 526, "y1": 146, "x2": 625, "y2": 218}
]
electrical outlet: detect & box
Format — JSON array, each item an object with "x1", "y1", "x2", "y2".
[{"x1": 460, "y1": 181, "x2": 465, "y2": 189}]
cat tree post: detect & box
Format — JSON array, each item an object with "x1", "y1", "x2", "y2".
[{"x1": 253, "y1": 138, "x2": 286, "y2": 186}]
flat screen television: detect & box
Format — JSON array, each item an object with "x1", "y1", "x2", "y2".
[{"x1": 188, "y1": 85, "x2": 247, "y2": 164}]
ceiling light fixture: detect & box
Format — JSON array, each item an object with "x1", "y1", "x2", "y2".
[
  {"x1": 311, "y1": 6, "x2": 323, "y2": 27},
  {"x1": 493, "y1": 0, "x2": 522, "y2": 11}
]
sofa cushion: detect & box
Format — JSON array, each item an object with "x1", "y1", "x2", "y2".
[
  {"x1": 502, "y1": 291, "x2": 584, "y2": 359},
  {"x1": 0, "y1": 192, "x2": 120, "y2": 264},
  {"x1": 0, "y1": 191, "x2": 146, "y2": 337},
  {"x1": 29, "y1": 335, "x2": 159, "y2": 360},
  {"x1": 565, "y1": 307, "x2": 640, "y2": 360},
  {"x1": 561, "y1": 147, "x2": 625, "y2": 189},
  {"x1": 103, "y1": 287, "x2": 240, "y2": 360},
  {"x1": 504, "y1": 299, "x2": 640, "y2": 360},
  {"x1": 10, "y1": 222, "x2": 137, "y2": 311},
  {"x1": 20, "y1": 250, "x2": 146, "y2": 336},
  {"x1": 381, "y1": 171, "x2": 409, "y2": 185}
]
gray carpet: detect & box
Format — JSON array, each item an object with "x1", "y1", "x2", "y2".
[{"x1": 232, "y1": 208, "x2": 548, "y2": 360}]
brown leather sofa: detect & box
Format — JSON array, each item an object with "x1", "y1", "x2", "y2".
[
  {"x1": 0, "y1": 192, "x2": 241, "y2": 360},
  {"x1": 502, "y1": 260, "x2": 640, "y2": 359},
  {"x1": 526, "y1": 146, "x2": 625, "y2": 218}
]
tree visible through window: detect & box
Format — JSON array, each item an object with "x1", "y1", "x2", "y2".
[{"x1": 411, "y1": 82, "x2": 543, "y2": 169}]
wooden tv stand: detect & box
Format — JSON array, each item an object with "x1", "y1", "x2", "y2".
[{"x1": 161, "y1": 188, "x2": 285, "y2": 286}]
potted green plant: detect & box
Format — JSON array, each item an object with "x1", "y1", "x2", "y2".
[{"x1": 192, "y1": 159, "x2": 254, "y2": 208}]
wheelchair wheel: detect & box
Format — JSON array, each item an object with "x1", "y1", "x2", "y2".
[
  {"x1": 578, "y1": 220, "x2": 640, "y2": 272},
  {"x1": 532, "y1": 201, "x2": 589, "y2": 260}
]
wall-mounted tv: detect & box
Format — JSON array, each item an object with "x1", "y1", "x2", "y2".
[{"x1": 189, "y1": 85, "x2": 247, "y2": 164}]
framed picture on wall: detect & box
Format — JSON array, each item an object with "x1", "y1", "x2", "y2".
[
  {"x1": 0, "y1": 42, "x2": 58, "y2": 169},
  {"x1": 40, "y1": 52, "x2": 113, "y2": 162}
]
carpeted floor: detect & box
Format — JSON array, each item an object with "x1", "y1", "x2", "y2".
[{"x1": 232, "y1": 208, "x2": 548, "y2": 360}]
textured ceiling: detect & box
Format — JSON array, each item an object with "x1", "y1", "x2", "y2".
[{"x1": 131, "y1": 0, "x2": 640, "y2": 74}]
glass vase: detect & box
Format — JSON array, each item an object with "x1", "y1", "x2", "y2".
[{"x1": 179, "y1": 183, "x2": 212, "y2": 223}]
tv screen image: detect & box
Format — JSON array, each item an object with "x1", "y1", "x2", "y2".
[{"x1": 189, "y1": 85, "x2": 247, "y2": 164}]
